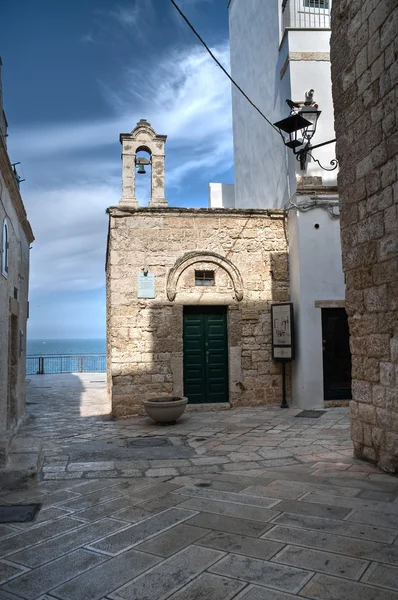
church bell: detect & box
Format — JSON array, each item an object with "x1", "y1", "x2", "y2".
[{"x1": 137, "y1": 164, "x2": 146, "y2": 175}]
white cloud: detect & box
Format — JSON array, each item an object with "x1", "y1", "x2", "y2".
[
  {"x1": 13, "y1": 43, "x2": 232, "y2": 159},
  {"x1": 27, "y1": 183, "x2": 117, "y2": 293},
  {"x1": 110, "y1": 5, "x2": 141, "y2": 26},
  {"x1": 12, "y1": 40, "x2": 233, "y2": 296}
]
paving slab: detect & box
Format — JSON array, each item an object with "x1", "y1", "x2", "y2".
[
  {"x1": 262, "y1": 526, "x2": 398, "y2": 565},
  {"x1": 0, "y1": 562, "x2": 27, "y2": 586},
  {"x1": 5, "y1": 379, "x2": 397, "y2": 600},
  {"x1": 72, "y1": 496, "x2": 135, "y2": 521},
  {"x1": 0, "y1": 526, "x2": 18, "y2": 539},
  {"x1": 35, "y1": 490, "x2": 81, "y2": 507},
  {"x1": 299, "y1": 491, "x2": 398, "y2": 513},
  {"x1": 300, "y1": 573, "x2": 398, "y2": 600},
  {"x1": 357, "y1": 489, "x2": 398, "y2": 502},
  {"x1": 233, "y1": 585, "x2": 304, "y2": 600},
  {"x1": 178, "y1": 497, "x2": 280, "y2": 522},
  {"x1": 174, "y1": 486, "x2": 280, "y2": 508},
  {"x1": 272, "y1": 512, "x2": 397, "y2": 543},
  {"x1": 115, "y1": 493, "x2": 187, "y2": 520},
  {"x1": 209, "y1": 552, "x2": 313, "y2": 594},
  {"x1": 197, "y1": 530, "x2": 284, "y2": 560},
  {"x1": 11, "y1": 506, "x2": 72, "y2": 530},
  {"x1": 186, "y1": 512, "x2": 273, "y2": 537},
  {"x1": 50, "y1": 549, "x2": 160, "y2": 600},
  {"x1": 67, "y1": 462, "x2": 115, "y2": 472},
  {"x1": 243, "y1": 481, "x2": 361, "y2": 500},
  {"x1": 87, "y1": 508, "x2": 197, "y2": 556},
  {"x1": 345, "y1": 508, "x2": 398, "y2": 529},
  {"x1": 1, "y1": 549, "x2": 106, "y2": 599},
  {"x1": 0, "y1": 517, "x2": 83, "y2": 558},
  {"x1": 136, "y1": 523, "x2": 210, "y2": 557},
  {"x1": 67, "y1": 479, "x2": 129, "y2": 495},
  {"x1": 129, "y1": 482, "x2": 182, "y2": 502},
  {"x1": 107, "y1": 505, "x2": 155, "y2": 525},
  {"x1": 57, "y1": 489, "x2": 126, "y2": 512},
  {"x1": 361, "y1": 562, "x2": 398, "y2": 591},
  {"x1": 272, "y1": 500, "x2": 350, "y2": 520},
  {"x1": 271, "y1": 544, "x2": 369, "y2": 580},
  {"x1": 166, "y1": 572, "x2": 245, "y2": 600},
  {"x1": 9, "y1": 518, "x2": 128, "y2": 567},
  {"x1": 0, "y1": 590, "x2": 26, "y2": 600},
  {"x1": 109, "y1": 545, "x2": 225, "y2": 600}
]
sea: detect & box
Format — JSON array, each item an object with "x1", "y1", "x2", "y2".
[
  {"x1": 27, "y1": 338, "x2": 106, "y2": 356},
  {"x1": 26, "y1": 339, "x2": 106, "y2": 375}
]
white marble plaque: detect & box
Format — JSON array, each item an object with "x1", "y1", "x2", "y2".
[{"x1": 137, "y1": 273, "x2": 156, "y2": 299}]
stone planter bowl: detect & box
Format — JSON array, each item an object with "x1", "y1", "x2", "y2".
[{"x1": 142, "y1": 396, "x2": 188, "y2": 424}]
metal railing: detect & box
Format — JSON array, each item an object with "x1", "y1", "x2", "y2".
[
  {"x1": 26, "y1": 355, "x2": 106, "y2": 375},
  {"x1": 282, "y1": 0, "x2": 331, "y2": 29}
]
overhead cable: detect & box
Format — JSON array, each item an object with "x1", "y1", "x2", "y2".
[{"x1": 170, "y1": 0, "x2": 284, "y2": 140}]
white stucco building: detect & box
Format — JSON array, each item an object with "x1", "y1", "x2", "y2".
[
  {"x1": 0, "y1": 58, "x2": 34, "y2": 466},
  {"x1": 210, "y1": 0, "x2": 351, "y2": 408}
]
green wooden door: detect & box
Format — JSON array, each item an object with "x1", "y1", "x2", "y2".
[{"x1": 183, "y1": 306, "x2": 229, "y2": 404}]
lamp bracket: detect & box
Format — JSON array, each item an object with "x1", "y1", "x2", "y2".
[{"x1": 293, "y1": 139, "x2": 338, "y2": 171}]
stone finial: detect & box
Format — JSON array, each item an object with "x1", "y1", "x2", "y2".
[{"x1": 119, "y1": 119, "x2": 168, "y2": 208}]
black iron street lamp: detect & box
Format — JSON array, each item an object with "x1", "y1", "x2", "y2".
[{"x1": 274, "y1": 101, "x2": 338, "y2": 171}]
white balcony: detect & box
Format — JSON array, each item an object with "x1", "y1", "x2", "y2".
[{"x1": 282, "y1": 0, "x2": 331, "y2": 29}]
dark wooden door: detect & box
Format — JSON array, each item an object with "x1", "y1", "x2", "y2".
[
  {"x1": 322, "y1": 308, "x2": 352, "y2": 400},
  {"x1": 183, "y1": 306, "x2": 228, "y2": 404}
]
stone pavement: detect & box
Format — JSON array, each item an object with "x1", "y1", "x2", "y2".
[{"x1": 0, "y1": 373, "x2": 397, "y2": 599}]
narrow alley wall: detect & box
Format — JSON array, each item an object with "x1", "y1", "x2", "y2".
[{"x1": 331, "y1": 0, "x2": 398, "y2": 471}]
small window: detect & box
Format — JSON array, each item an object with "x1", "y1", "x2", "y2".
[
  {"x1": 1, "y1": 218, "x2": 8, "y2": 278},
  {"x1": 304, "y1": 0, "x2": 329, "y2": 7},
  {"x1": 195, "y1": 270, "x2": 215, "y2": 287}
]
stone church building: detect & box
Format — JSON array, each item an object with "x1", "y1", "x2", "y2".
[{"x1": 106, "y1": 120, "x2": 289, "y2": 417}]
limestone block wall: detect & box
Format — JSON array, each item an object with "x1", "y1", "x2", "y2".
[
  {"x1": 0, "y1": 133, "x2": 33, "y2": 454},
  {"x1": 106, "y1": 207, "x2": 289, "y2": 418},
  {"x1": 331, "y1": 0, "x2": 398, "y2": 471}
]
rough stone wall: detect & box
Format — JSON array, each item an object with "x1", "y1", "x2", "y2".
[
  {"x1": 0, "y1": 134, "x2": 33, "y2": 463},
  {"x1": 331, "y1": 0, "x2": 398, "y2": 471},
  {"x1": 106, "y1": 208, "x2": 289, "y2": 418}
]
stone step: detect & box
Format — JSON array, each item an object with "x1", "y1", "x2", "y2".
[{"x1": 0, "y1": 435, "x2": 43, "y2": 491}]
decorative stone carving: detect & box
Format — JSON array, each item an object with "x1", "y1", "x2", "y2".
[
  {"x1": 119, "y1": 119, "x2": 167, "y2": 208},
  {"x1": 166, "y1": 251, "x2": 244, "y2": 302}
]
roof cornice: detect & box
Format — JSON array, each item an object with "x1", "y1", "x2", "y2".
[{"x1": 0, "y1": 134, "x2": 34, "y2": 243}]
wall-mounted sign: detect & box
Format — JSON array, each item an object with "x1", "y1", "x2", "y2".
[
  {"x1": 271, "y1": 302, "x2": 294, "y2": 361},
  {"x1": 242, "y1": 311, "x2": 259, "y2": 321},
  {"x1": 137, "y1": 273, "x2": 156, "y2": 299}
]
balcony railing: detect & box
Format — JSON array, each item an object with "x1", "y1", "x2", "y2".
[
  {"x1": 26, "y1": 354, "x2": 106, "y2": 375},
  {"x1": 282, "y1": 0, "x2": 331, "y2": 29}
]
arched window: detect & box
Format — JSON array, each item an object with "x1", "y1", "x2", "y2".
[{"x1": 1, "y1": 218, "x2": 8, "y2": 277}]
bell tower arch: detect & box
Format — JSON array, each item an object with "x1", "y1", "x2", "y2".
[{"x1": 120, "y1": 119, "x2": 167, "y2": 208}]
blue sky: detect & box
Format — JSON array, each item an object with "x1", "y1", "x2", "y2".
[{"x1": 1, "y1": 0, "x2": 233, "y2": 339}]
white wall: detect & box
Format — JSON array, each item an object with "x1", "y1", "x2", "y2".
[
  {"x1": 208, "y1": 183, "x2": 235, "y2": 209},
  {"x1": 229, "y1": 1, "x2": 337, "y2": 207},
  {"x1": 289, "y1": 202, "x2": 345, "y2": 408},
  {"x1": 228, "y1": 0, "x2": 345, "y2": 409},
  {"x1": 229, "y1": 0, "x2": 290, "y2": 210},
  {"x1": 288, "y1": 30, "x2": 336, "y2": 186}
]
